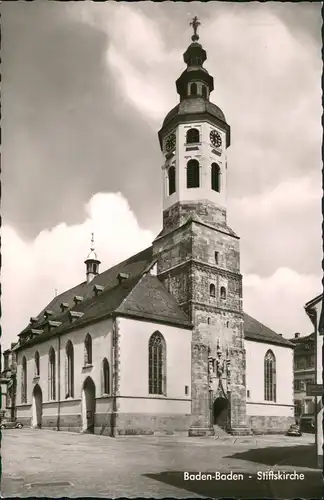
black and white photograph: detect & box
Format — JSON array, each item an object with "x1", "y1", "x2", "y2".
[{"x1": 1, "y1": 1, "x2": 323, "y2": 498}]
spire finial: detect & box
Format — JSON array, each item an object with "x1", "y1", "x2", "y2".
[
  {"x1": 190, "y1": 16, "x2": 200, "y2": 42},
  {"x1": 90, "y1": 232, "x2": 95, "y2": 251}
]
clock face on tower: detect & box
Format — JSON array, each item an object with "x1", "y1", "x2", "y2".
[
  {"x1": 210, "y1": 130, "x2": 222, "y2": 148},
  {"x1": 165, "y1": 133, "x2": 176, "y2": 152}
]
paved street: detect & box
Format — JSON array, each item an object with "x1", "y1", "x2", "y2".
[{"x1": 1, "y1": 429, "x2": 322, "y2": 498}]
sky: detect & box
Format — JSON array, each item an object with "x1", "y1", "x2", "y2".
[{"x1": 1, "y1": 1, "x2": 322, "y2": 350}]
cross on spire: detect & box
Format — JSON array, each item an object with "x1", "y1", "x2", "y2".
[
  {"x1": 90, "y1": 232, "x2": 95, "y2": 251},
  {"x1": 190, "y1": 16, "x2": 201, "y2": 41}
]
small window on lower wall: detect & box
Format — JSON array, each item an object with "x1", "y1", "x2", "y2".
[
  {"x1": 185, "y1": 385, "x2": 189, "y2": 395},
  {"x1": 247, "y1": 390, "x2": 250, "y2": 398}
]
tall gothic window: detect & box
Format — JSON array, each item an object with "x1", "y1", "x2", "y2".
[
  {"x1": 102, "y1": 358, "x2": 110, "y2": 395},
  {"x1": 34, "y1": 351, "x2": 40, "y2": 377},
  {"x1": 168, "y1": 166, "x2": 176, "y2": 195},
  {"x1": 48, "y1": 347, "x2": 56, "y2": 400},
  {"x1": 186, "y1": 128, "x2": 200, "y2": 144},
  {"x1": 187, "y1": 159, "x2": 200, "y2": 188},
  {"x1": 21, "y1": 356, "x2": 27, "y2": 404},
  {"x1": 209, "y1": 283, "x2": 216, "y2": 297},
  {"x1": 211, "y1": 163, "x2": 221, "y2": 192},
  {"x1": 190, "y1": 82, "x2": 197, "y2": 95},
  {"x1": 264, "y1": 350, "x2": 276, "y2": 402},
  {"x1": 220, "y1": 286, "x2": 227, "y2": 300},
  {"x1": 148, "y1": 331, "x2": 165, "y2": 395},
  {"x1": 84, "y1": 333, "x2": 92, "y2": 365},
  {"x1": 65, "y1": 340, "x2": 74, "y2": 398}
]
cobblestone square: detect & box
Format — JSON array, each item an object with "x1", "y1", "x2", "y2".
[{"x1": 2, "y1": 429, "x2": 322, "y2": 498}]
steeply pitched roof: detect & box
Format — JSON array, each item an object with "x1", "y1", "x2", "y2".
[
  {"x1": 243, "y1": 313, "x2": 294, "y2": 348},
  {"x1": 16, "y1": 246, "x2": 292, "y2": 351},
  {"x1": 288, "y1": 332, "x2": 315, "y2": 344},
  {"x1": 20, "y1": 246, "x2": 154, "y2": 334},
  {"x1": 117, "y1": 274, "x2": 192, "y2": 327}
]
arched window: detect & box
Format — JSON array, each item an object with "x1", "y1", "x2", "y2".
[
  {"x1": 264, "y1": 350, "x2": 276, "y2": 402},
  {"x1": 84, "y1": 333, "x2": 92, "y2": 365},
  {"x1": 21, "y1": 356, "x2": 27, "y2": 404},
  {"x1": 209, "y1": 284, "x2": 216, "y2": 297},
  {"x1": 48, "y1": 347, "x2": 56, "y2": 400},
  {"x1": 65, "y1": 340, "x2": 74, "y2": 398},
  {"x1": 186, "y1": 128, "x2": 200, "y2": 144},
  {"x1": 211, "y1": 163, "x2": 221, "y2": 192},
  {"x1": 187, "y1": 159, "x2": 200, "y2": 188},
  {"x1": 207, "y1": 317, "x2": 211, "y2": 325},
  {"x1": 220, "y1": 286, "x2": 227, "y2": 300},
  {"x1": 148, "y1": 331, "x2": 165, "y2": 395},
  {"x1": 34, "y1": 351, "x2": 40, "y2": 377},
  {"x1": 201, "y1": 86, "x2": 207, "y2": 99},
  {"x1": 168, "y1": 166, "x2": 176, "y2": 196},
  {"x1": 102, "y1": 358, "x2": 110, "y2": 395},
  {"x1": 190, "y1": 82, "x2": 197, "y2": 95}
]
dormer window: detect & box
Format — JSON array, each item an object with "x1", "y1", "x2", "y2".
[
  {"x1": 73, "y1": 295, "x2": 83, "y2": 305},
  {"x1": 93, "y1": 284, "x2": 104, "y2": 296},
  {"x1": 44, "y1": 310, "x2": 53, "y2": 319},
  {"x1": 60, "y1": 302, "x2": 69, "y2": 312},
  {"x1": 117, "y1": 272, "x2": 129, "y2": 285}
]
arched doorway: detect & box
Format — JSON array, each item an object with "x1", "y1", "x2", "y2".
[
  {"x1": 81, "y1": 377, "x2": 96, "y2": 433},
  {"x1": 213, "y1": 397, "x2": 229, "y2": 429},
  {"x1": 32, "y1": 385, "x2": 43, "y2": 428}
]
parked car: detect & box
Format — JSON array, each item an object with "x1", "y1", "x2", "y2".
[
  {"x1": 286, "y1": 423, "x2": 302, "y2": 436},
  {"x1": 0, "y1": 419, "x2": 23, "y2": 430}
]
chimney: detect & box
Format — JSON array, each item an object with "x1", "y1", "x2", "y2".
[
  {"x1": 117, "y1": 272, "x2": 129, "y2": 285},
  {"x1": 294, "y1": 332, "x2": 300, "y2": 339},
  {"x1": 279, "y1": 334, "x2": 283, "y2": 337}
]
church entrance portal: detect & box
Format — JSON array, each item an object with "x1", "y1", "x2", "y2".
[
  {"x1": 32, "y1": 384, "x2": 43, "y2": 428},
  {"x1": 82, "y1": 377, "x2": 96, "y2": 433},
  {"x1": 212, "y1": 397, "x2": 229, "y2": 429}
]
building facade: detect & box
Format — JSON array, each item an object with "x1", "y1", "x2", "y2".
[
  {"x1": 305, "y1": 294, "x2": 323, "y2": 469},
  {"x1": 289, "y1": 332, "x2": 315, "y2": 418},
  {"x1": 13, "y1": 23, "x2": 294, "y2": 437},
  {"x1": 1, "y1": 345, "x2": 18, "y2": 421}
]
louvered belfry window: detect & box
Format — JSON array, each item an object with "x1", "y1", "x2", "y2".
[
  {"x1": 148, "y1": 332, "x2": 165, "y2": 395},
  {"x1": 186, "y1": 159, "x2": 200, "y2": 188},
  {"x1": 168, "y1": 166, "x2": 176, "y2": 195},
  {"x1": 264, "y1": 350, "x2": 276, "y2": 402},
  {"x1": 211, "y1": 163, "x2": 221, "y2": 192}
]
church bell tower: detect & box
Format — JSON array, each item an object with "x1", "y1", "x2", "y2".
[{"x1": 153, "y1": 18, "x2": 250, "y2": 435}]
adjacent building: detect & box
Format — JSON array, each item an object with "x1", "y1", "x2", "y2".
[
  {"x1": 289, "y1": 332, "x2": 315, "y2": 418},
  {"x1": 1, "y1": 344, "x2": 18, "y2": 421},
  {"x1": 304, "y1": 293, "x2": 323, "y2": 469},
  {"x1": 12, "y1": 22, "x2": 295, "y2": 437}
]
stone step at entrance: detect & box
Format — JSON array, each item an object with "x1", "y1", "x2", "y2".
[{"x1": 213, "y1": 424, "x2": 229, "y2": 437}]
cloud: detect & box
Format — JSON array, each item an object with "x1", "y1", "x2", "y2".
[
  {"x1": 2, "y1": 193, "x2": 154, "y2": 350},
  {"x1": 229, "y1": 175, "x2": 322, "y2": 277},
  {"x1": 244, "y1": 267, "x2": 319, "y2": 337}
]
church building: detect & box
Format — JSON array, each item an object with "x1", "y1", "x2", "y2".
[{"x1": 14, "y1": 20, "x2": 294, "y2": 437}]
